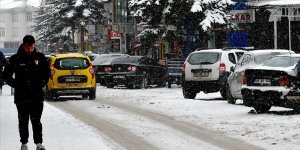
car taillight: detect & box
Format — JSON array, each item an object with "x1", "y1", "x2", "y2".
[
  {"x1": 128, "y1": 66, "x2": 138, "y2": 71},
  {"x1": 89, "y1": 64, "x2": 95, "y2": 79},
  {"x1": 242, "y1": 75, "x2": 247, "y2": 85},
  {"x1": 50, "y1": 64, "x2": 55, "y2": 80},
  {"x1": 182, "y1": 64, "x2": 186, "y2": 74},
  {"x1": 104, "y1": 66, "x2": 112, "y2": 73},
  {"x1": 278, "y1": 76, "x2": 290, "y2": 86},
  {"x1": 219, "y1": 63, "x2": 226, "y2": 74}
]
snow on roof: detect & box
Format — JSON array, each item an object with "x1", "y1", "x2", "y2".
[{"x1": 248, "y1": 0, "x2": 300, "y2": 7}]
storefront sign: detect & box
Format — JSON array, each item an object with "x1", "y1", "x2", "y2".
[
  {"x1": 109, "y1": 31, "x2": 121, "y2": 39},
  {"x1": 229, "y1": 10, "x2": 254, "y2": 23}
]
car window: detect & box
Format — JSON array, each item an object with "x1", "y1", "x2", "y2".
[
  {"x1": 55, "y1": 58, "x2": 90, "y2": 70},
  {"x1": 93, "y1": 55, "x2": 125, "y2": 65},
  {"x1": 111, "y1": 57, "x2": 139, "y2": 64},
  {"x1": 254, "y1": 52, "x2": 286, "y2": 64},
  {"x1": 235, "y1": 52, "x2": 244, "y2": 61},
  {"x1": 228, "y1": 53, "x2": 236, "y2": 64},
  {"x1": 262, "y1": 56, "x2": 300, "y2": 67},
  {"x1": 188, "y1": 52, "x2": 220, "y2": 65}
]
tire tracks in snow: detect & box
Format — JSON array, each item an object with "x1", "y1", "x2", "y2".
[
  {"x1": 96, "y1": 97, "x2": 264, "y2": 150},
  {"x1": 48, "y1": 101, "x2": 158, "y2": 150},
  {"x1": 48, "y1": 97, "x2": 264, "y2": 150}
]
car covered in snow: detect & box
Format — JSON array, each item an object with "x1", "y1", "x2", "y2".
[
  {"x1": 226, "y1": 49, "x2": 294, "y2": 104},
  {"x1": 103, "y1": 56, "x2": 166, "y2": 88},
  {"x1": 241, "y1": 54, "x2": 300, "y2": 113}
]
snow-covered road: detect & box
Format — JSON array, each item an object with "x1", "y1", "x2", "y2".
[{"x1": 1, "y1": 85, "x2": 300, "y2": 150}]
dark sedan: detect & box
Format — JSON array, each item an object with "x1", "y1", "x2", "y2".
[
  {"x1": 103, "y1": 56, "x2": 166, "y2": 88},
  {"x1": 92, "y1": 53, "x2": 129, "y2": 85}
]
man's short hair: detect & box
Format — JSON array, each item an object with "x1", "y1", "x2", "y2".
[{"x1": 23, "y1": 35, "x2": 35, "y2": 45}]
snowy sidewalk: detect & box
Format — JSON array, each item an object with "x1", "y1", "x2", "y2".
[{"x1": 0, "y1": 85, "x2": 113, "y2": 150}]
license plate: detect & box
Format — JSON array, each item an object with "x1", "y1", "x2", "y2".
[
  {"x1": 113, "y1": 75, "x2": 125, "y2": 79},
  {"x1": 194, "y1": 72, "x2": 209, "y2": 77},
  {"x1": 65, "y1": 78, "x2": 80, "y2": 82},
  {"x1": 254, "y1": 79, "x2": 271, "y2": 85}
]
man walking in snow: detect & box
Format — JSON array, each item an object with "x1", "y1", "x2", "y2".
[{"x1": 2, "y1": 35, "x2": 50, "y2": 150}]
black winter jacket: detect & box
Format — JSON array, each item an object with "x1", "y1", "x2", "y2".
[{"x1": 3, "y1": 45, "x2": 50, "y2": 103}]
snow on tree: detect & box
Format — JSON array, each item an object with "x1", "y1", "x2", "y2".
[
  {"x1": 130, "y1": 0, "x2": 234, "y2": 32},
  {"x1": 33, "y1": 0, "x2": 108, "y2": 51}
]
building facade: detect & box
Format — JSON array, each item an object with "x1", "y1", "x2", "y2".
[{"x1": 0, "y1": 1, "x2": 38, "y2": 49}]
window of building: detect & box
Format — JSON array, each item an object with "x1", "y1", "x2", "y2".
[
  {"x1": 0, "y1": 27, "x2": 5, "y2": 37},
  {"x1": 27, "y1": 12, "x2": 32, "y2": 22},
  {"x1": 13, "y1": 14, "x2": 18, "y2": 22},
  {"x1": 13, "y1": 27, "x2": 19, "y2": 37}
]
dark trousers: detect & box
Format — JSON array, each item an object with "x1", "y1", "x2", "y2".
[{"x1": 15, "y1": 102, "x2": 44, "y2": 144}]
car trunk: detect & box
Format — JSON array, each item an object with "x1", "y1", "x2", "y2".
[{"x1": 245, "y1": 69, "x2": 292, "y2": 86}]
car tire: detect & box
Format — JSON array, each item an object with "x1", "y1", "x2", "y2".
[
  {"x1": 253, "y1": 105, "x2": 271, "y2": 113},
  {"x1": 226, "y1": 84, "x2": 236, "y2": 104},
  {"x1": 138, "y1": 76, "x2": 148, "y2": 89},
  {"x1": 220, "y1": 88, "x2": 227, "y2": 100},
  {"x1": 168, "y1": 82, "x2": 171, "y2": 88},
  {"x1": 89, "y1": 90, "x2": 96, "y2": 100},
  {"x1": 126, "y1": 84, "x2": 134, "y2": 89},
  {"x1": 106, "y1": 83, "x2": 114, "y2": 88},
  {"x1": 182, "y1": 84, "x2": 197, "y2": 99},
  {"x1": 157, "y1": 78, "x2": 166, "y2": 87},
  {"x1": 82, "y1": 94, "x2": 88, "y2": 99}
]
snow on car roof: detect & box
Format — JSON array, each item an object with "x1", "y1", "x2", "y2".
[{"x1": 246, "y1": 49, "x2": 294, "y2": 56}]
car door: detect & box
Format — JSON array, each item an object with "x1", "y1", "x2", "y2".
[{"x1": 230, "y1": 53, "x2": 253, "y2": 99}]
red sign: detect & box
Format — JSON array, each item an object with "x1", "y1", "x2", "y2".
[{"x1": 109, "y1": 31, "x2": 121, "y2": 39}]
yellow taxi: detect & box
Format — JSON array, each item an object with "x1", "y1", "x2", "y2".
[{"x1": 46, "y1": 53, "x2": 96, "y2": 100}]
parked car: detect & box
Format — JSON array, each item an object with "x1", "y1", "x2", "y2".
[
  {"x1": 45, "y1": 53, "x2": 96, "y2": 100},
  {"x1": 241, "y1": 54, "x2": 300, "y2": 113},
  {"x1": 165, "y1": 57, "x2": 185, "y2": 88},
  {"x1": 103, "y1": 56, "x2": 166, "y2": 89},
  {"x1": 92, "y1": 53, "x2": 129, "y2": 85},
  {"x1": 226, "y1": 49, "x2": 294, "y2": 104},
  {"x1": 182, "y1": 48, "x2": 246, "y2": 99}
]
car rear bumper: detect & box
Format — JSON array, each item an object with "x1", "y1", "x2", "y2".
[
  {"x1": 241, "y1": 86, "x2": 300, "y2": 108},
  {"x1": 183, "y1": 80, "x2": 220, "y2": 92},
  {"x1": 104, "y1": 74, "x2": 144, "y2": 85},
  {"x1": 48, "y1": 87, "x2": 95, "y2": 96}
]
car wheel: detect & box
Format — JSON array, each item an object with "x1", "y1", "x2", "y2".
[
  {"x1": 139, "y1": 76, "x2": 148, "y2": 89},
  {"x1": 89, "y1": 90, "x2": 96, "y2": 100},
  {"x1": 106, "y1": 83, "x2": 114, "y2": 88},
  {"x1": 220, "y1": 88, "x2": 227, "y2": 100},
  {"x1": 82, "y1": 94, "x2": 88, "y2": 99},
  {"x1": 182, "y1": 84, "x2": 197, "y2": 99},
  {"x1": 157, "y1": 78, "x2": 166, "y2": 87},
  {"x1": 226, "y1": 84, "x2": 236, "y2": 104},
  {"x1": 168, "y1": 82, "x2": 171, "y2": 88},
  {"x1": 126, "y1": 84, "x2": 134, "y2": 89},
  {"x1": 253, "y1": 105, "x2": 271, "y2": 113}
]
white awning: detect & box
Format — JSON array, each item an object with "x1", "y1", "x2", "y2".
[{"x1": 248, "y1": 0, "x2": 300, "y2": 7}]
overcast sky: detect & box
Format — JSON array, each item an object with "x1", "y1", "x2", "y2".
[{"x1": 0, "y1": 0, "x2": 41, "y2": 7}]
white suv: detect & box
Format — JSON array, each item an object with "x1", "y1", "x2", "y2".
[{"x1": 182, "y1": 48, "x2": 246, "y2": 99}]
